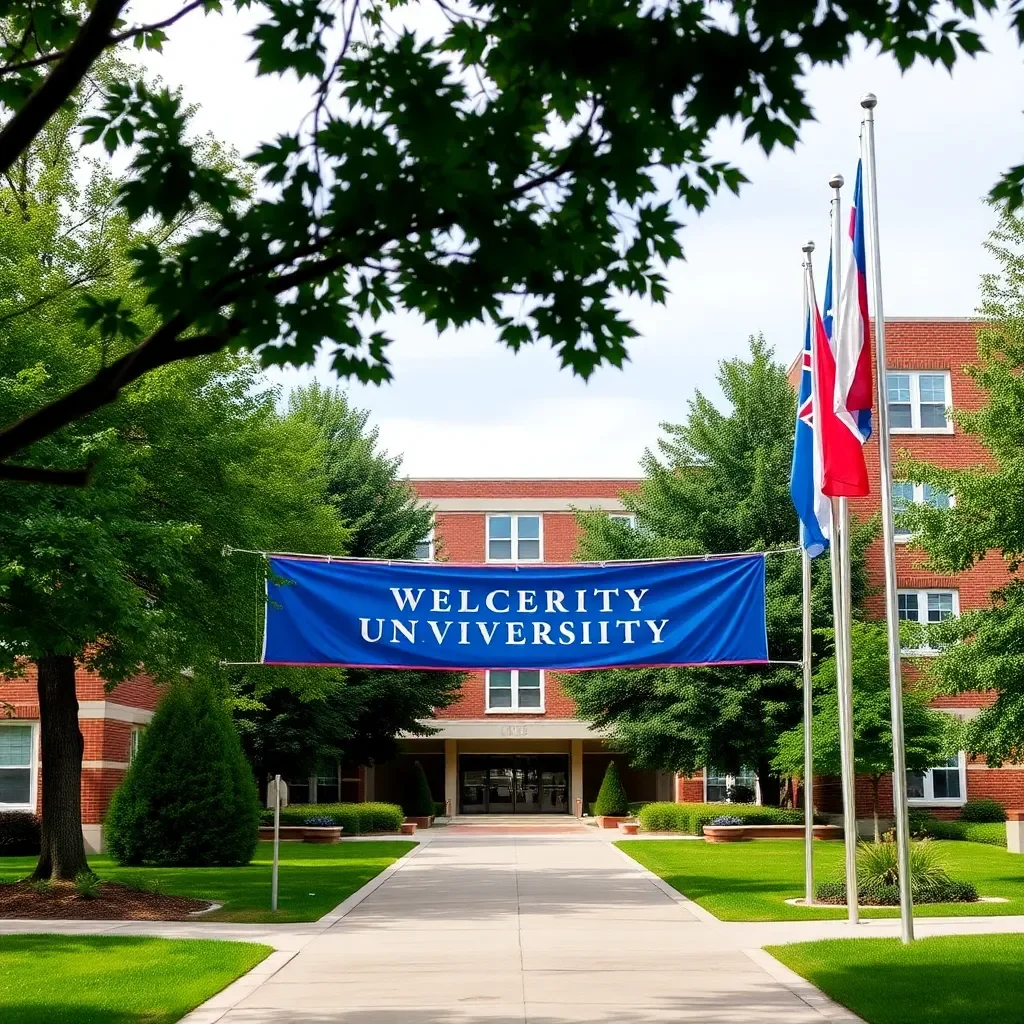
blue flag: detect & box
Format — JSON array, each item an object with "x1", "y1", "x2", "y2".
[{"x1": 262, "y1": 554, "x2": 769, "y2": 670}]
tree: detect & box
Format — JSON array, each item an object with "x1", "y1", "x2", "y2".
[
  {"x1": 900, "y1": 206, "x2": 1024, "y2": 766},
  {"x1": 593, "y1": 761, "x2": 629, "y2": 817},
  {"x1": 0, "y1": 118, "x2": 347, "y2": 878},
  {"x1": 231, "y1": 384, "x2": 463, "y2": 781},
  {"x1": 105, "y1": 674, "x2": 261, "y2": 866},
  {"x1": 773, "y1": 621, "x2": 955, "y2": 841},
  {"x1": 0, "y1": 1, "x2": 1014, "y2": 480},
  {"x1": 562, "y1": 337, "x2": 870, "y2": 805},
  {"x1": 402, "y1": 760, "x2": 436, "y2": 819}
]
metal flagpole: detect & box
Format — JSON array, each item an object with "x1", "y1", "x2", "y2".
[
  {"x1": 807, "y1": 245, "x2": 856, "y2": 922},
  {"x1": 830, "y1": 174, "x2": 860, "y2": 926},
  {"x1": 861, "y1": 91, "x2": 915, "y2": 943},
  {"x1": 800, "y1": 241, "x2": 815, "y2": 907},
  {"x1": 271, "y1": 773, "x2": 281, "y2": 913}
]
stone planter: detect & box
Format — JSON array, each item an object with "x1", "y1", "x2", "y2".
[
  {"x1": 1008, "y1": 810, "x2": 1024, "y2": 854},
  {"x1": 618, "y1": 821, "x2": 640, "y2": 836},
  {"x1": 405, "y1": 816, "x2": 433, "y2": 830},
  {"x1": 258, "y1": 825, "x2": 306, "y2": 841},
  {"x1": 703, "y1": 824, "x2": 843, "y2": 844},
  {"x1": 400, "y1": 822, "x2": 418, "y2": 836},
  {"x1": 301, "y1": 826, "x2": 344, "y2": 844},
  {"x1": 596, "y1": 815, "x2": 629, "y2": 829}
]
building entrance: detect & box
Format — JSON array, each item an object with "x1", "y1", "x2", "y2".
[{"x1": 459, "y1": 754, "x2": 569, "y2": 814}]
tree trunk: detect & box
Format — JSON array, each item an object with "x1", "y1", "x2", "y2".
[
  {"x1": 33, "y1": 654, "x2": 89, "y2": 881},
  {"x1": 871, "y1": 775, "x2": 881, "y2": 844},
  {"x1": 756, "y1": 758, "x2": 782, "y2": 807}
]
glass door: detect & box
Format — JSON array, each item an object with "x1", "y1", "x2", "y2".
[
  {"x1": 515, "y1": 758, "x2": 541, "y2": 813},
  {"x1": 487, "y1": 763, "x2": 515, "y2": 812},
  {"x1": 459, "y1": 754, "x2": 570, "y2": 813},
  {"x1": 539, "y1": 759, "x2": 568, "y2": 813},
  {"x1": 460, "y1": 756, "x2": 488, "y2": 813}
]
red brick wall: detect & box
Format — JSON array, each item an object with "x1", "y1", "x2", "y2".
[{"x1": 413, "y1": 479, "x2": 639, "y2": 499}]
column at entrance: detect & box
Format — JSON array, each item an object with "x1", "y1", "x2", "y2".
[
  {"x1": 444, "y1": 739, "x2": 457, "y2": 817},
  {"x1": 570, "y1": 739, "x2": 583, "y2": 817}
]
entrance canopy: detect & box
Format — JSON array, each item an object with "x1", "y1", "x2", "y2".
[{"x1": 261, "y1": 552, "x2": 768, "y2": 670}]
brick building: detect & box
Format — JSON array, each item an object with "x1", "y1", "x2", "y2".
[
  {"x1": 0, "y1": 665, "x2": 161, "y2": 852},
  {"x1": 794, "y1": 317, "x2": 1024, "y2": 823},
  {"x1": 367, "y1": 478, "x2": 676, "y2": 814}
]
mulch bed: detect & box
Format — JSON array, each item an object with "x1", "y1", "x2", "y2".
[{"x1": 0, "y1": 880, "x2": 213, "y2": 920}]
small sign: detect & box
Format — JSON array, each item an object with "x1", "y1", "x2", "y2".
[{"x1": 500, "y1": 725, "x2": 528, "y2": 738}]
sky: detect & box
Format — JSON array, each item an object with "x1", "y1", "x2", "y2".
[{"x1": 139, "y1": 3, "x2": 1024, "y2": 478}]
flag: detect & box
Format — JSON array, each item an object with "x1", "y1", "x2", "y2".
[
  {"x1": 790, "y1": 297, "x2": 830, "y2": 558},
  {"x1": 815, "y1": 268, "x2": 870, "y2": 497},
  {"x1": 834, "y1": 160, "x2": 873, "y2": 442}
]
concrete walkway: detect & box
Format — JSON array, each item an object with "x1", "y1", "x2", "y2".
[{"x1": 181, "y1": 832, "x2": 860, "y2": 1023}]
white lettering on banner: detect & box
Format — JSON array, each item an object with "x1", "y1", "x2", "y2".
[
  {"x1": 354, "y1": 585, "x2": 675, "y2": 650},
  {"x1": 501, "y1": 725, "x2": 528, "y2": 738}
]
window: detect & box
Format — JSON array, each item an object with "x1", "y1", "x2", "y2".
[
  {"x1": 129, "y1": 726, "x2": 145, "y2": 763},
  {"x1": 486, "y1": 515, "x2": 542, "y2": 562},
  {"x1": 886, "y1": 371, "x2": 952, "y2": 433},
  {"x1": 608, "y1": 513, "x2": 637, "y2": 529},
  {"x1": 897, "y1": 589, "x2": 958, "y2": 653},
  {"x1": 705, "y1": 767, "x2": 758, "y2": 804},
  {"x1": 0, "y1": 724, "x2": 34, "y2": 809},
  {"x1": 908, "y1": 754, "x2": 966, "y2": 805},
  {"x1": 486, "y1": 669, "x2": 544, "y2": 712},
  {"x1": 893, "y1": 482, "x2": 953, "y2": 540},
  {"x1": 413, "y1": 527, "x2": 434, "y2": 561},
  {"x1": 315, "y1": 766, "x2": 339, "y2": 803}
]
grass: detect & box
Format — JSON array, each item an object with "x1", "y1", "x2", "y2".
[
  {"x1": 0, "y1": 934, "x2": 271, "y2": 1024},
  {"x1": 0, "y1": 840, "x2": 414, "y2": 923},
  {"x1": 767, "y1": 935, "x2": 1024, "y2": 1024},
  {"x1": 619, "y1": 838, "x2": 1024, "y2": 920}
]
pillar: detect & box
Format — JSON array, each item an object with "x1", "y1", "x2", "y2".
[
  {"x1": 1008, "y1": 811, "x2": 1024, "y2": 854},
  {"x1": 444, "y1": 739, "x2": 458, "y2": 817},
  {"x1": 363, "y1": 765, "x2": 375, "y2": 802},
  {"x1": 571, "y1": 739, "x2": 583, "y2": 816}
]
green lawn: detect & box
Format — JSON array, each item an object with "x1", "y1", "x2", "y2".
[
  {"x1": 767, "y1": 935, "x2": 1024, "y2": 1024},
  {"x1": 619, "y1": 838, "x2": 1024, "y2": 921},
  {"x1": 0, "y1": 934, "x2": 270, "y2": 1024},
  {"x1": 0, "y1": 840, "x2": 414, "y2": 923}
]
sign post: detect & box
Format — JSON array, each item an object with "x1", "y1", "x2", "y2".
[{"x1": 271, "y1": 773, "x2": 281, "y2": 913}]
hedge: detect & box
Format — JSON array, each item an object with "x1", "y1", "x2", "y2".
[
  {"x1": 0, "y1": 811, "x2": 40, "y2": 856},
  {"x1": 637, "y1": 802, "x2": 805, "y2": 834},
  {"x1": 959, "y1": 799, "x2": 1007, "y2": 823},
  {"x1": 259, "y1": 802, "x2": 404, "y2": 834},
  {"x1": 912, "y1": 814, "x2": 1007, "y2": 848}
]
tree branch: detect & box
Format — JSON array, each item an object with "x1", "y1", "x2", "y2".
[
  {"x1": 0, "y1": 463, "x2": 93, "y2": 486},
  {"x1": 0, "y1": 0, "x2": 209, "y2": 77},
  {"x1": 0, "y1": 0, "x2": 130, "y2": 178}
]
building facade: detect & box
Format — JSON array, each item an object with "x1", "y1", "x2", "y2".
[
  {"x1": 367, "y1": 478, "x2": 675, "y2": 815},
  {"x1": 796, "y1": 317, "x2": 1024, "y2": 822}
]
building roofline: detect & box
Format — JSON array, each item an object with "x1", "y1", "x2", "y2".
[{"x1": 407, "y1": 476, "x2": 643, "y2": 482}]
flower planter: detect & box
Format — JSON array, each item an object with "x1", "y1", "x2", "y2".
[
  {"x1": 405, "y1": 816, "x2": 433, "y2": 830},
  {"x1": 258, "y1": 826, "x2": 306, "y2": 841},
  {"x1": 301, "y1": 826, "x2": 344, "y2": 844},
  {"x1": 400, "y1": 822, "x2": 418, "y2": 836},
  {"x1": 618, "y1": 822, "x2": 640, "y2": 836},
  {"x1": 596, "y1": 816, "x2": 629, "y2": 829},
  {"x1": 703, "y1": 824, "x2": 843, "y2": 844}
]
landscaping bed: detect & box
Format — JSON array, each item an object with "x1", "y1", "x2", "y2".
[
  {"x1": 637, "y1": 801, "x2": 806, "y2": 835},
  {"x1": 0, "y1": 880, "x2": 211, "y2": 920},
  {"x1": 703, "y1": 823, "x2": 842, "y2": 843}
]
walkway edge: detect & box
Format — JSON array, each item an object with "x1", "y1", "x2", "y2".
[{"x1": 743, "y1": 947, "x2": 865, "y2": 1022}]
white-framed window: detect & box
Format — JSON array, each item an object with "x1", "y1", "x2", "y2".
[
  {"x1": 897, "y1": 588, "x2": 959, "y2": 653},
  {"x1": 892, "y1": 482, "x2": 953, "y2": 541},
  {"x1": 704, "y1": 767, "x2": 759, "y2": 804},
  {"x1": 486, "y1": 515, "x2": 542, "y2": 562},
  {"x1": 485, "y1": 669, "x2": 544, "y2": 713},
  {"x1": 129, "y1": 726, "x2": 146, "y2": 763},
  {"x1": 907, "y1": 753, "x2": 966, "y2": 806},
  {"x1": 608, "y1": 513, "x2": 637, "y2": 529},
  {"x1": 887, "y1": 371, "x2": 952, "y2": 433},
  {"x1": 413, "y1": 527, "x2": 434, "y2": 561},
  {"x1": 0, "y1": 722, "x2": 36, "y2": 811}
]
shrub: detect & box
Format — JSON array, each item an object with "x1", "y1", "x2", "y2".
[
  {"x1": 815, "y1": 839, "x2": 978, "y2": 905},
  {"x1": 960, "y1": 799, "x2": 1007, "y2": 823},
  {"x1": 74, "y1": 871, "x2": 101, "y2": 900},
  {"x1": 636, "y1": 802, "x2": 805, "y2": 834},
  {"x1": 259, "y1": 802, "x2": 404, "y2": 834},
  {"x1": 919, "y1": 818, "x2": 1007, "y2": 847},
  {"x1": 403, "y1": 761, "x2": 436, "y2": 818},
  {"x1": 106, "y1": 676, "x2": 260, "y2": 867},
  {"x1": 711, "y1": 815, "x2": 743, "y2": 826},
  {"x1": 593, "y1": 762, "x2": 630, "y2": 817},
  {"x1": 434, "y1": 801, "x2": 447, "y2": 818},
  {"x1": 0, "y1": 812, "x2": 41, "y2": 856},
  {"x1": 305, "y1": 816, "x2": 337, "y2": 827}
]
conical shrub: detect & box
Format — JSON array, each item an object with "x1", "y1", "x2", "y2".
[
  {"x1": 593, "y1": 761, "x2": 629, "y2": 816},
  {"x1": 403, "y1": 760, "x2": 436, "y2": 818},
  {"x1": 106, "y1": 676, "x2": 260, "y2": 866}
]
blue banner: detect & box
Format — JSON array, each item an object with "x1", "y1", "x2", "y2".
[{"x1": 262, "y1": 554, "x2": 768, "y2": 670}]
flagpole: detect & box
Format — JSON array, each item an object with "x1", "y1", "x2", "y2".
[
  {"x1": 807, "y1": 248, "x2": 857, "y2": 925},
  {"x1": 830, "y1": 173, "x2": 860, "y2": 926},
  {"x1": 861, "y1": 91, "x2": 915, "y2": 944},
  {"x1": 800, "y1": 241, "x2": 815, "y2": 908}
]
